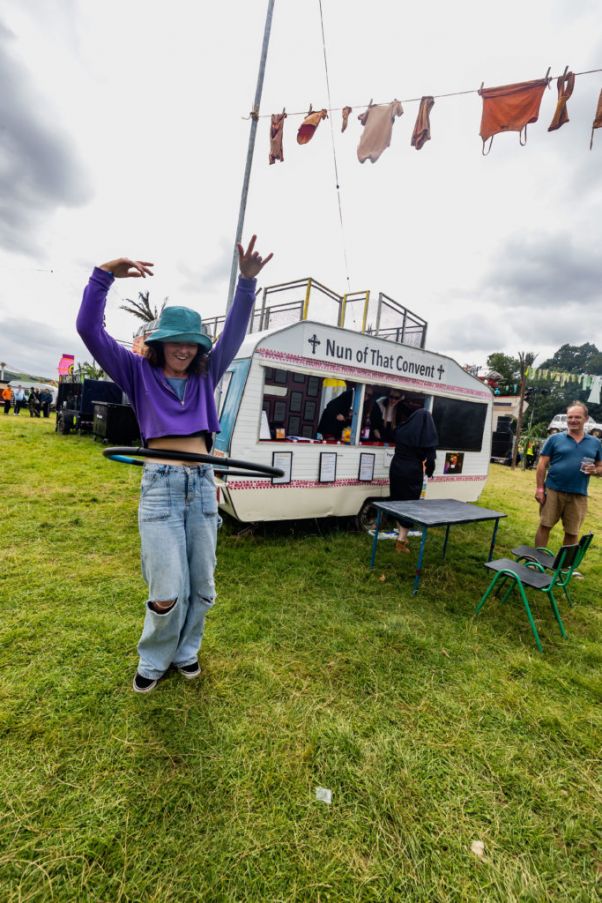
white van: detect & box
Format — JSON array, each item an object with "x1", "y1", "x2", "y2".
[
  {"x1": 548, "y1": 413, "x2": 602, "y2": 437},
  {"x1": 210, "y1": 279, "x2": 493, "y2": 524}
]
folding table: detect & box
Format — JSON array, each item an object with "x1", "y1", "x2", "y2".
[{"x1": 369, "y1": 499, "x2": 507, "y2": 594}]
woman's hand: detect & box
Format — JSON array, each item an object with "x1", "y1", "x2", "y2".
[
  {"x1": 237, "y1": 235, "x2": 273, "y2": 279},
  {"x1": 99, "y1": 258, "x2": 154, "y2": 279}
]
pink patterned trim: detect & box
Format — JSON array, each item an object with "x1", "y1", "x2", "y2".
[
  {"x1": 257, "y1": 348, "x2": 490, "y2": 399},
  {"x1": 431, "y1": 474, "x2": 486, "y2": 483},
  {"x1": 225, "y1": 478, "x2": 390, "y2": 490},
  {"x1": 225, "y1": 475, "x2": 486, "y2": 490}
]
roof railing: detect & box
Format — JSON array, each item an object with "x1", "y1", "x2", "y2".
[{"x1": 186, "y1": 277, "x2": 427, "y2": 349}]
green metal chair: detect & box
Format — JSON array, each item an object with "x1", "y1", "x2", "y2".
[
  {"x1": 511, "y1": 533, "x2": 594, "y2": 607},
  {"x1": 475, "y1": 544, "x2": 580, "y2": 651}
]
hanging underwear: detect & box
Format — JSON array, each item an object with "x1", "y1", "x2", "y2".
[
  {"x1": 478, "y1": 78, "x2": 549, "y2": 154},
  {"x1": 341, "y1": 106, "x2": 352, "y2": 132},
  {"x1": 269, "y1": 112, "x2": 287, "y2": 164},
  {"x1": 548, "y1": 71, "x2": 575, "y2": 132},
  {"x1": 411, "y1": 96, "x2": 435, "y2": 150},
  {"x1": 590, "y1": 89, "x2": 602, "y2": 149},
  {"x1": 297, "y1": 108, "x2": 328, "y2": 145},
  {"x1": 357, "y1": 99, "x2": 403, "y2": 163}
]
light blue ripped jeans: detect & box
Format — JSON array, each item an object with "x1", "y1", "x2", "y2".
[{"x1": 137, "y1": 463, "x2": 221, "y2": 680}]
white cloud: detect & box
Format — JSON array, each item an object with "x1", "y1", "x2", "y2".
[{"x1": 0, "y1": 20, "x2": 91, "y2": 256}]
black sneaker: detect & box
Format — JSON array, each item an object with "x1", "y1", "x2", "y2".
[
  {"x1": 176, "y1": 661, "x2": 201, "y2": 679},
  {"x1": 133, "y1": 672, "x2": 159, "y2": 693}
]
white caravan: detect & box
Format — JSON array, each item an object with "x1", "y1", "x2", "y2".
[{"x1": 210, "y1": 278, "x2": 493, "y2": 524}]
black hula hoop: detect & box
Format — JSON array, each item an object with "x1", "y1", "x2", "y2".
[{"x1": 102, "y1": 446, "x2": 284, "y2": 479}]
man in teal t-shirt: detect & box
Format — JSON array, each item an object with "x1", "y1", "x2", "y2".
[{"x1": 535, "y1": 402, "x2": 602, "y2": 547}]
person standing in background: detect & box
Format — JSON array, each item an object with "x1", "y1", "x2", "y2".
[
  {"x1": 28, "y1": 389, "x2": 41, "y2": 417},
  {"x1": 13, "y1": 385, "x2": 25, "y2": 414},
  {"x1": 39, "y1": 388, "x2": 53, "y2": 418},
  {"x1": 535, "y1": 402, "x2": 601, "y2": 547},
  {"x1": 2, "y1": 385, "x2": 13, "y2": 414}
]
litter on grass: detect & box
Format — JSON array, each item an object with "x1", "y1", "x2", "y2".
[
  {"x1": 368, "y1": 530, "x2": 422, "y2": 539},
  {"x1": 315, "y1": 787, "x2": 332, "y2": 804},
  {"x1": 470, "y1": 840, "x2": 485, "y2": 858}
]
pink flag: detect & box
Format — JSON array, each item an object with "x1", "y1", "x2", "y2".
[{"x1": 58, "y1": 354, "x2": 75, "y2": 376}]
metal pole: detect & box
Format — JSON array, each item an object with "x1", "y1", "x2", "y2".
[{"x1": 225, "y1": 0, "x2": 275, "y2": 315}]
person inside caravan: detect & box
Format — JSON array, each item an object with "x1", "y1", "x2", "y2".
[
  {"x1": 76, "y1": 236, "x2": 273, "y2": 694},
  {"x1": 371, "y1": 389, "x2": 403, "y2": 442},
  {"x1": 389, "y1": 402, "x2": 438, "y2": 553},
  {"x1": 317, "y1": 388, "x2": 353, "y2": 440},
  {"x1": 360, "y1": 385, "x2": 383, "y2": 441}
]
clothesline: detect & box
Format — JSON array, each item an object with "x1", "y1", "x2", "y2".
[{"x1": 244, "y1": 66, "x2": 602, "y2": 118}]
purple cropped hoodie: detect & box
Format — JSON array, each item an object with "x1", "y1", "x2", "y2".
[{"x1": 76, "y1": 267, "x2": 256, "y2": 441}]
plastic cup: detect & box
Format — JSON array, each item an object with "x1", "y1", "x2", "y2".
[{"x1": 580, "y1": 456, "x2": 595, "y2": 474}]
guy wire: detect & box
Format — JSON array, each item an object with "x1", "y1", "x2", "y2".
[{"x1": 318, "y1": 0, "x2": 352, "y2": 291}]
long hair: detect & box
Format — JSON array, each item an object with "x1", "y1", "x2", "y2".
[{"x1": 145, "y1": 343, "x2": 208, "y2": 376}]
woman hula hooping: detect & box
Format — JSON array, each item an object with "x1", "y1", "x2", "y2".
[{"x1": 76, "y1": 236, "x2": 273, "y2": 693}]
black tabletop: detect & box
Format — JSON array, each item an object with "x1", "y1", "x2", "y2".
[{"x1": 373, "y1": 499, "x2": 506, "y2": 527}]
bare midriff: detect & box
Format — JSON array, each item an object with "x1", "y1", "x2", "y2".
[{"x1": 147, "y1": 434, "x2": 209, "y2": 465}]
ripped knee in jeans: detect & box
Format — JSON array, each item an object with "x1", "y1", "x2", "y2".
[{"x1": 149, "y1": 598, "x2": 177, "y2": 615}]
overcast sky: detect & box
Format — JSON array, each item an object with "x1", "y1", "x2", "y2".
[{"x1": 0, "y1": 0, "x2": 601, "y2": 379}]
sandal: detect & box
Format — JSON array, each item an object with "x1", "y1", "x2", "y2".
[{"x1": 395, "y1": 539, "x2": 410, "y2": 554}]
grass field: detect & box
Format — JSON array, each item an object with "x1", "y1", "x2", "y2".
[{"x1": 0, "y1": 415, "x2": 600, "y2": 902}]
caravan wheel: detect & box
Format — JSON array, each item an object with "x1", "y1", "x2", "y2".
[{"x1": 355, "y1": 499, "x2": 377, "y2": 533}]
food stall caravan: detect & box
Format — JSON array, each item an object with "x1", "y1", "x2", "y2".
[{"x1": 213, "y1": 318, "x2": 493, "y2": 524}]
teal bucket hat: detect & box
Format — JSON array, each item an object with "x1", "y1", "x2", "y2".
[{"x1": 145, "y1": 306, "x2": 212, "y2": 352}]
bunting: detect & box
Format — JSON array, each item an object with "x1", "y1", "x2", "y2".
[{"x1": 526, "y1": 366, "x2": 602, "y2": 395}]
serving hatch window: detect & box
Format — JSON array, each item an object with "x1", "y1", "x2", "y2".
[
  {"x1": 260, "y1": 371, "x2": 435, "y2": 445},
  {"x1": 261, "y1": 368, "x2": 357, "y2": 441}
]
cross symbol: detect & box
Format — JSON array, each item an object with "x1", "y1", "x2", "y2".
[
  {"x1": 308, "y1": 334, "x2": 321, "y2": 354},
  {"x1": 437, "y1": 364, "x2": 445, "y2": 379}
]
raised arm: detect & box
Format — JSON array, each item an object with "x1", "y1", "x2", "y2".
[
  {"x1": 99, "y1": 258, "x2": 154, "y2": 280},
  {"x1": 209, "y1": 236, "x2": 273, "y2": 382},
  {"x1": 76, "y1": 257, "x2": 154, "y2": 395}
]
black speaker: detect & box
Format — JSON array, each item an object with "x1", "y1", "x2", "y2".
[
  {"x1": 81, "y1": 380, "x2": 122, "y2": 417},
  {"x1": 57, "y1": 379, "x2": 122, "y2": 418},
  {"x1": 496, "y1": 415, "x2": 513, "y2": 433},
  {"x1": 93, "y1": 402, "x2": 140, "y2": 445},
  {"x1": 491, "y1": 431, "x2": 512, "y2": 456}
]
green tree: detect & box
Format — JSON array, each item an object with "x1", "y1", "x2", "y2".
[
  {"x1": 583, "y1": 351, "x2": 602, "y2": 375},
  {"x1": 512, "y1": 351, "x2": 537, "y2": 469},
  {"x1": 486, "y1": 352, "x2": 519, "y2": 385},
  {"x1": 74, "y1": 361, "x2": 105, "y2": 380},
  {"x1": 539, "y1": 343, "x2": 601, "y2": 374},
  {"x1": 120, "y1": 290, "x2": 166, "y2": 324},
  {"x1": 486, "y1": 342, "x2": 602, "y2": 430}
]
